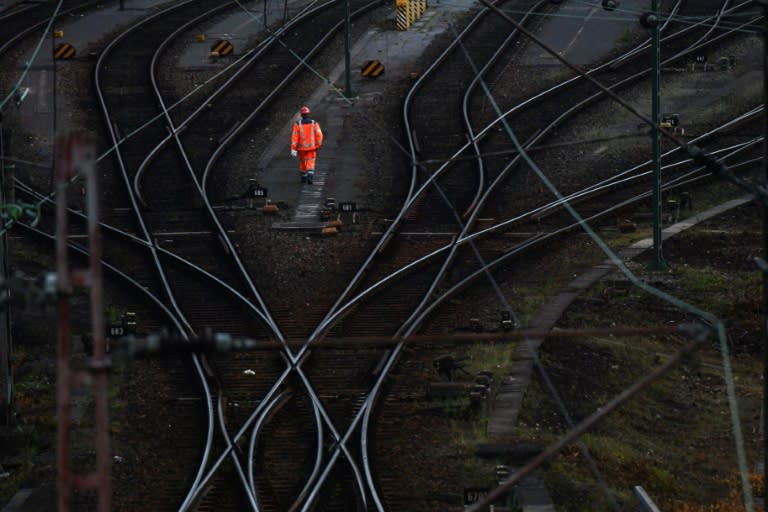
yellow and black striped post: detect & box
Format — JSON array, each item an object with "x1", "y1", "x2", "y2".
[
  {"x1": 210, "y1": 39, "x2": 234, "y2": 58},
  {"x1": 54, "y1": 43, "x2": 76, "y2": 60},
  {"x1": 361, "y1": 60, "x2": 385, "y2": 78},
  {"x1": 395, "y1": 0, "x2": 427, "y2": 30}
]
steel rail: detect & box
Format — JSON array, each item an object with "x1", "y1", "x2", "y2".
[
  {"x1": 419, "y1": 153, "x2": 764, "y2": 321},
  {"x1": 18, "y1": 221, "x2": 219, "y2": 511},
  {"x1": 401, "y1": 143, "x2": 762, "y2": 342},
  {"x1": 200, "y1": 0, "x2": 385, "y2": 357},
  {"x1": 529, "y1": 106, "x2": 764, "y2": 221},
  {"x1": 303, "y1": 23, "x2": 757, "y2": 344},
  {"x1": 93, "y1": 2, "x2": 231, "y2": 507},
  {"x1": 301, "y1": 1, "x2": 553, "y2": 507},
  {"x1": 312, "y1": 0, "x2": 745, "y2": 341},
  {"x1": 246, "y1": 390, "x2": 292, "y2": 510},
  {"x1": 308, "y1": 0, "x2": 523, "y2": 334},
  {"x1": 0, "y1": 3, "x2": 38, "y2": 19},
  {"x1": 0, "y1": 0, "x2": 104, "y2": 54},
  {"x1": 134, "y1": 0, "x2": 336, "y2": 209},
  {"x1": 460, "y1": 0, "x2": 551, "y2": 219},
  {"x1": 12, "y1": 0, "x2": 748, "y2": 508},
  {"x1": 127, "y1": 0, "x2": 387, "y2": 507},
  {"x1": 458, "y1": 5, "x2": 758, "y2": 229},
  {"x1": 469, "y1": 0, "x2": 756, "y2": 150},
  {"x1": 165, "y1": 1, "x2": 390, "y2": 508},
  {"x1": 179, "y1": 363, "x2": 293, "y2": 512},
  {"x1": 150, "y1": 9, "x2": 289, "y2": 501},
  {"x1": 149, "y1": 0, "x2": 384, "y2": 508},
  {"x1": 359, "y1": 0, "x2": 697, "y2": 503},
  {"x1": 215, "y1": 384, "x2": 260, "y2": 509},
  {"x1": 313, "y1": 0, "x2": 691, "y2": 338},
  {"x1": 607, "y1": 0, "x2": 684, "y2": 67},
  {"x1": 15, "y1": 178, "x2": 280, "y2": 332},
  {"x1": 19, "y1": 225, "x2": 186, "y2": 334},
  {"x1": 399, "y1": 3, "x2": 757, "y2": 254},
  {"x1": 354, "y1": 1, "x2": 752, "y2": 506}
]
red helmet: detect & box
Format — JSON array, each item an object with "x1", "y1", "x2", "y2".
[{"x1": 300, "y1": 106, "x2": 310, "y2": 115}]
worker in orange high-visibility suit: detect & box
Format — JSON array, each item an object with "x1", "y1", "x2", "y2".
[{"x1": 290, "y1": 106, "x2": 324, "y2": 184}]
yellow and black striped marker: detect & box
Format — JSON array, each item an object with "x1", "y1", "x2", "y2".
[
  {"x1": 361, "y1": 60, "x2": 384, "y2": 78},
  {"x1": 54, "y1": 43, "x2": 76, "y2": 60},
  {"x1": 210, "y1": 39, "x2": 234, "y2": 57}
]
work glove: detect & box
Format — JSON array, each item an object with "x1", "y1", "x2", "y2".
[{"x1": 291, "y1": 149, "x2": 298, "y2": 157}]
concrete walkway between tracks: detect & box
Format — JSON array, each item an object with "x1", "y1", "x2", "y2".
[
  {"x1": 484, "y1": 195, "x2": 756, "y2": 511},
  {"x1": 257, "y1": 1, "x2": 476, "y2": 229}
]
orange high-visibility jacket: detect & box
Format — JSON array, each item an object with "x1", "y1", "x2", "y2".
[{"x1": 291, "y1": 119, "x2": 323, "y2": 152}]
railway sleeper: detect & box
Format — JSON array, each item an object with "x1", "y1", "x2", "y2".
[{"x1": 426, "y1": 381, "x2": 472, "y2": 399}]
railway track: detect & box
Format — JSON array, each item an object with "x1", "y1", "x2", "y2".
[
  {"x1": 1, "y1": 0, "x2": 763, "y2": 509},
  {"x1": 0, "y1": 0, "x2": 103, "y2": 53}
]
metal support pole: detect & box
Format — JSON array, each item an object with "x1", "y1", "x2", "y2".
[
  {"x1": 344, "y1": 0, "x2": 353, "y2": 98},
  {"x1": 85, "y1": 141, "x2": 110, "y2": 512},
  {"x1": 55, "y1": 136, "x2": 110, "y2": 512},
  {"x1": 51, "y1": 30, "x2": 57, "y2": 194},
  {"x1": 649, "y1": 0, "x2": 666, "y2": 270},
  {"x1": 758, "y1": 0, "x2": 768, "y2": 497},
  {"x1": 0, "y1": 112, "x2": 9, "y2": 427},
  {"x1": 55, "y1": 137, "x2": 73, "y2": 512}
]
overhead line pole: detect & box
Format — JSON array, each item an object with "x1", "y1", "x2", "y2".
[
  {"x1": 644, "y1": 1, "x2": 666, "y2": 270},
  {"x1": 0, "y1": 111, "x2": 8, "y2": 427},
  {"x1": 344, "y1": 0, "x2": 353, "y2": 98},
  {"x1": 650, "y1": 0, "x2": 664, "y2": 270},
  {"x1": 757, "y1": 0, "x2": 768, "y2": 498}
]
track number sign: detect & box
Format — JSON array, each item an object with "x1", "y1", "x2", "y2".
[
  {"x1": 250, "y1": 185, "x2": 267, "y2": 198},
  {"x1": 107, "y1": 325, "x2": 125, "y2": 337},
  {"x1": 463, "y1": 487, "x2": 490, "y2": 507}
]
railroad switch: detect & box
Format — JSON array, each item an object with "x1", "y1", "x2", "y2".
[
  {"x1": 321, "y1": 226, "x2": 338, "y2": 236},
  {"x1": 262, "y1": 203, "x2": 279, "y2": 214}
]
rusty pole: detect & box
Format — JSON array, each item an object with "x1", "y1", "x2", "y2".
[
  {"x1": 55, "y1": 135, "x2": 110, "y2": 511},
  {"x1": 55, "y1": 136, "x2": 73, "y2": 511}
]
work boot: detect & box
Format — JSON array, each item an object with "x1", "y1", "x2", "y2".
[
  {"x1": 300, "y1": 174, "x2": 307, "y2": 183},
  {"x1": 307, "y1": 171, "x2": 314, "y2": 184}
]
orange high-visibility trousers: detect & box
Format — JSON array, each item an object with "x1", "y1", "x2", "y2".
[{"x1": 297, "y1": 149, "x2": 318, "y2": 173}]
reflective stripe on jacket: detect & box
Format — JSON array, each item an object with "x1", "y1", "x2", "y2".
[{"x1": 291, "y1": 119, "x2": 323, "y2": 151}]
